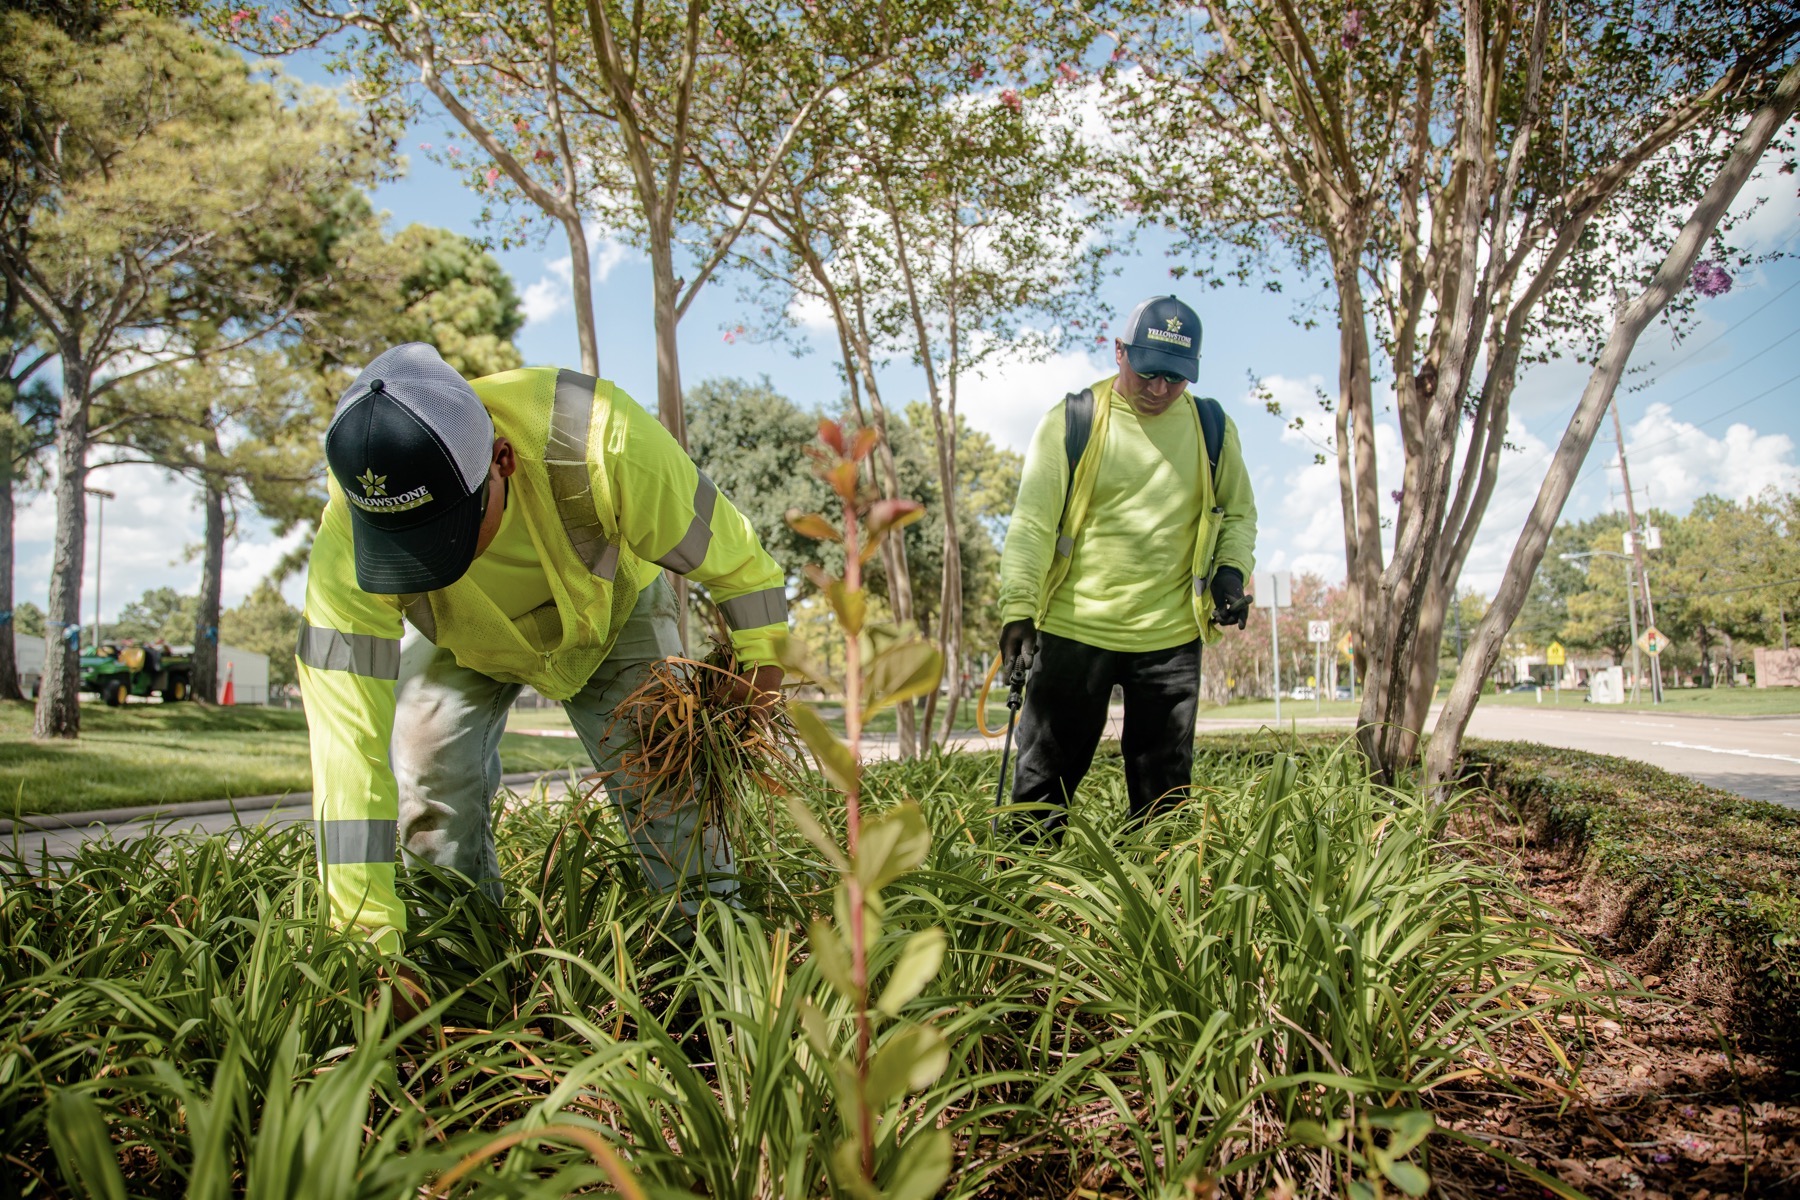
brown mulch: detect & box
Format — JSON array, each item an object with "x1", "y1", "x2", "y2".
[{"x1": 1432, "y1": 847, "x2": 1800, "y2": 1198}]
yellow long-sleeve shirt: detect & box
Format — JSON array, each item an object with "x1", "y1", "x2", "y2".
[
  {"x1": 297, "y1": 368, "x2": 787, "y2": 951},
  {"x1": 999, "y1": 376, "x2": 1257, "y2": 652}
]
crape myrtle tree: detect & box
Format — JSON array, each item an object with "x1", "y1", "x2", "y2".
[
  {"x1": 866, "y1": 72, "x2": 1114, "y2": 743},
  {"x1": 1110, "y1": 0, "x2": 1800, "y2": 781},
  {"x1": 227, "y1": 0, "x2": 609, "y2": 375},
  {"x1": 1424, "y1": 57, "x2": 1800, "y2": 789},
  {"x1": 712, "y1": 113, "x2": 936, "y2": 755},
  {"x1": 0, "y1": 10, "x2": 395, "y2": 738},
  {"x1": 720, "y1": 29, "x2": 1112, "y2": 749}
]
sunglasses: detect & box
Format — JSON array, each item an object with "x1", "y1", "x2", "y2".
[{"x1": 1140, "y1": 370, "x2": 1188, "y2": 385}]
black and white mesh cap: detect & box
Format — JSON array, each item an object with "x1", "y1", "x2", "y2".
[
  {"x1": 325, "y1": 343, "x2": 495, "y2": 593},
  {"x1": 1121, "y1": 295, "x2": 1202, "y2": 383}
]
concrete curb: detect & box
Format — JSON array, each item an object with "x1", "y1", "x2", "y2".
[{"x1": 0, "y1": 770, "x2": 573, "y2": 835}]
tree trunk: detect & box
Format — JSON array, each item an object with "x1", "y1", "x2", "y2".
[
  {"x1": 829, "y1": 282, "x2": 919, "y2": 758},
  {"x1": 0, "y1": 420, "x2": 21, "y2": 702},
  {"x1": 33, "y1": 355, "x2": 89, "y2": 738},
  {"x1": 883, "y1": 187, "x2": 961, "y2": 747},
  {"x1": 563, "y1": 213, "x2": 600, "y2": 376},
  {"x1": 648, "y1": 239, "x2": 691, "y2": 649},
  {"x1": 843, "y1": 252, "x2": 920, "y2": 758},
  {"x1": 933, "y1": 243, "x2": 965, "y2": 746},
  {"x1": 191, "y1": 472, "x2": 226, "y2": 703},
  {"x1": 1395, "y1": 570, "x2": 1452, "y2": 757},
  {"x1": 1424, "y1": 57, "x2": 1800, "y2": 793}
]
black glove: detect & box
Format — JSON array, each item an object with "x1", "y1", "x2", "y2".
[
  {"x1": 1210, "y1": 567, "x2": 1250, "y2": 628},
  {"x1": 999, "y1": 618, "x2": 1037, "y2": 684}
]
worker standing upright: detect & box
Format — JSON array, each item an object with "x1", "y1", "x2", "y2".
[{"x1": 997, "y1": 296, "x2": 1258, "y2": 840}]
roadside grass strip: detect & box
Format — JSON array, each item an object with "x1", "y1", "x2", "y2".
[
  {"x1": 1464, "y1": 739, "x2": 1800, "y2": 1065},
  {"x1": 2, "y1": 740, "x2": 1611, "y2": 1196},
  {"x1": 0, "y1": 700, "x2": 585, "y2": 817}
]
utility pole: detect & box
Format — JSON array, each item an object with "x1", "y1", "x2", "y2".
[{"x1": 1609, "y1": 401, "x2": 1662, "y2": 703}]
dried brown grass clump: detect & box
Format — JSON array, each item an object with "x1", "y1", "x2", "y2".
[{"x1": 595, "y1": 647, "x2": 805, "y2": 851}]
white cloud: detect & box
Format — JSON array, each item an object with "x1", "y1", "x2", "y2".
[
  {"x1": 785, "y1": 290, "x2": 836, "y2": 335},
  {"x1": 520, "y1": 276, "x2": 568, "y2": 324},
  {"x1": 956, "y1": 340, "x2": 1112, "y2": 454},
  {"x1": 1620, "y1": 402, "x2": 1800, "y2": 510},
  {"x1": 520, "y1": 227, "x2": 637, "y2": 326},
  {"x1": 12, "y1": 467, "x2": 314, "y2": 629}
]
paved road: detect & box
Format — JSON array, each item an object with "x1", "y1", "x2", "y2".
[{"x1": 1450, "y1": 705, "x2": 1800, "y2": 809}]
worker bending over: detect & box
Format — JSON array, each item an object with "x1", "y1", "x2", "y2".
[{"x1": 298, "y1": 343, "x2": 785, "y2": 957}]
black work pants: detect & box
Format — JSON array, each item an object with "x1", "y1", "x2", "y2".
[{"x1": 1009, "y1": 630, "x2": 1201, "y2": 837}]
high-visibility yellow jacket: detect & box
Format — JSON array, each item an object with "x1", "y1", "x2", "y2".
[
  {"x1": 998, "y1": 376, "x2": 1257, "y2": 649},
  {"x1": 297, "y1": 368, "x2": 788, "y2": 950}
]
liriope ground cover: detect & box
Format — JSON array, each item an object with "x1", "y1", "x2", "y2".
[{"x1": 1, "y1": 740, "x2": 1607, "y2": 1198}]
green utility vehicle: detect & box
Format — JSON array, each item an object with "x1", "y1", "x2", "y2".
[{"x1": 80, "y1": 642, "x2": 195, "y2": 706}]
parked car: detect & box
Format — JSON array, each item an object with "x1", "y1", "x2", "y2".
[
  {"x1": 1505, "y1": 681, "x2": 1538, "y2": 693},
  {"x1": 1288, "y1": 685, "x2": 1317, "y2": 700},
  {"x1": 1335, "y1": 686, "x2": 1352, "y2": 700}
]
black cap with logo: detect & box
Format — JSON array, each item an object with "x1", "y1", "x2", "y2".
[
  {"x1": 1121, "y1": 295, "x2": 1203, "y2": 383},
  {"x1": 324, "y1": 343, "x2": 496, "y2": 594}
]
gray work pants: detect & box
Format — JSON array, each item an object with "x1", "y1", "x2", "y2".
[{"x1": 390, "y1": 576, "x2": 733, "y2": 916}]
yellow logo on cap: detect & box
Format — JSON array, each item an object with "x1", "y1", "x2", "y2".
[
  {"x1": 358, "y1": 468, "x2": 387, "y2": 498},
  {"x1": 1165, "y1": 316, "x2": 1183, "y2": 333}
]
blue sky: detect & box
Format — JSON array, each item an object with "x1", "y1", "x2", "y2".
[{"x1": 12, "y1": 69, "x2": 1798, "y2": 629}]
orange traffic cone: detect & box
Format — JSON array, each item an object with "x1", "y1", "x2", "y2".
[{"x1": 220, "y1": 661, "x2": 236, "y2": 706}]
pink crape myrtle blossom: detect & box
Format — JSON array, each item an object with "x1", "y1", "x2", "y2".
[{"x1": 1690, "y1": 260, "x2": 1733, "y2": 297}]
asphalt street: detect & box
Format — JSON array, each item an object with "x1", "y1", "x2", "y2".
[{"x1": 1450, "y1": 704, "x2": 1800, "y2": 810}]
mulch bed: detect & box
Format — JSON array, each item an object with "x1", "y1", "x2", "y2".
[{"x1": 1433, "y1": 846, "x2": 1800, "y2": 1198}]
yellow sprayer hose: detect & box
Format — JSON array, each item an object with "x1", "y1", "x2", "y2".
[{"x1": 975, "y1": 654, "x2": 1008, "y2": 738}]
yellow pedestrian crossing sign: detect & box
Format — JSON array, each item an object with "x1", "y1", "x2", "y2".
[
  {"x1": 1546, "y1": 641, "x2": 1565, "y2": 666},
  {"x1": 1638, "y1": 626, "x2": 1668, "y2": 656}
]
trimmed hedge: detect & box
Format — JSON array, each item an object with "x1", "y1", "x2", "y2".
[{"x1": 1461, "y1": 738, "x2": 1800, "y2": 1062}]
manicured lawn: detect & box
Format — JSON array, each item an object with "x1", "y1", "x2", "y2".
[{"x1": 0, "y1": 700, "x2": 586, "y2": 817}]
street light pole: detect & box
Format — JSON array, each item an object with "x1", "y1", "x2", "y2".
[{"x1": 84, "y1": 487, "x2": 115, "y2": 652}]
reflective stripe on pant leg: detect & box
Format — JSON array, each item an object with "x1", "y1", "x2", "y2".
[{"x1": 316, "y1": 819, "x2": 398, "y2": 863}]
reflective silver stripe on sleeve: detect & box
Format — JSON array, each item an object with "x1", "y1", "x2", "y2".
[
  {"x1": 655, "y1": 471, "x2": 717, "y2": 573},
  {"x1": 296, "y1": 624, "x2": 401, "y2": 679},
  {"x1": 719, "y1": 586, "x2": 788, "y2": 630},
  {"x1": 548, "y1": 369, "x2": 618, "y2": 581},
  {"x1": 1194, "y1": 575, "x2": 1206, "y2": 597},
  {"x1": 399, "y1": 594, "x2": 438, "y2": 643},
  {"x1": 1056, "y1": 535, "x2": 1074, "y2": 558},
  {"x1": 315, "y1": 818, "x2": 397, "y2": 864}
]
